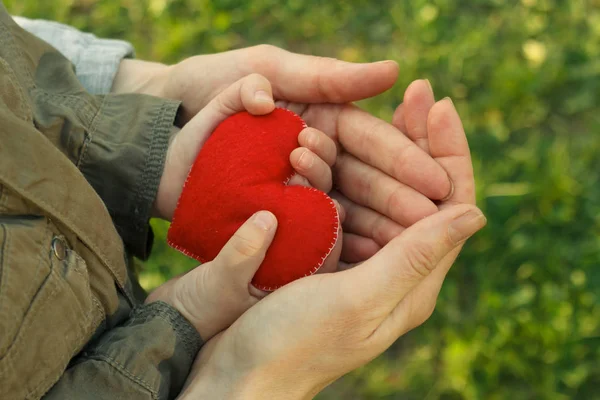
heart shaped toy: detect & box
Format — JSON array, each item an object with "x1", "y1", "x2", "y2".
[{"x1": 167, "y1": 108, "x2": 339, "y2": 291}]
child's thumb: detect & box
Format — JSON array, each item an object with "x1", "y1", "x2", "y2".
[
  {"x1": 212, "y1": 211, "x2": 278, "y2": 289},
  {"x1": 171, "y1": 74, "x2": 274, "y2": 173}
]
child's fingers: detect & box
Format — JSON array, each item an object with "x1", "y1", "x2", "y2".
[
  {"x1": 288, "y1": 127, "x2": 338, "y2": 202},
  {"x1": 286, "y1": 174, "x2": 310, "y2": 188},
  {"x1": 289, "y1": 148, "x2": 333, "y2": 192},
  {"x1": 179, "y1": 211, "x2": 276, "y2": 340},
  {"x1": 248, "y1": 199, "x2": 344, "y2": 293},
  {"x1": 212, "y1": 211, "x2": 278, "y2": 291},
  {"x1": 298, "y1": 127, "x2": 337, "y2": 166}
]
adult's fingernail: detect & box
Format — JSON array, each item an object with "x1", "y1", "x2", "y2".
[
  {"x1": 448, "y1": 209, "x2": 487, "y2": 244},
  {"x1": 252, "y1": 211, "x2": 276, "y2": 231},
  {"x1": 443, "y1": 96, "x2": 455, "y2": 108},
  {"x1": 255, "y1": 90, "x2": 272, "y2": 103},
  {"x1": 441, "y1": 178, "x2": 455, "y2": 202},
  {"x1": 424, "y1": 78, "x2": 433, "y2": 95}
]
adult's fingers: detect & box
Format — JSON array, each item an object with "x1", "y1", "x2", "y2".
[
  {"x1": 427, "y1": 98, "x2": 476, "y2": 207},
  {"x1": 401, "y1": 79, "x2": 436, "y2": 153},
  {"x1": 173, "y1": 48, "x2": 398, "y2": 124},
  {"x1": 340, "y1": 233, "x2": 381, "y2": 264},
  {"x1": 371, "y1": 207, "x2": 485, "y2": 345},
  {"x1": 391, "y1": 103, "x2": 407, "y2": 134},
  {"x1": 240, "y1": 45, "x2": 400, "y2": 104},
  {"x1": 346, "y1": 204, "x2": 486, "y2": 315},
  {"x1": 334, "y1": 152, "x2": 439, "y2": 226},
  {"x1": 371, "y1": 96, "x2": 478, "y2": 341},
  {"x1": 331, "y1": 192, "x2": 404, "y2": 247},
  {"x1": 301, "y1": 103, "x2": 453, "y2": 200},
  {"x1": 389, "y1": 97, "x2": 476, "y2": 309}
]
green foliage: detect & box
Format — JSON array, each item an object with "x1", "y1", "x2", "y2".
[{"x1": 6, "y1": 0, "x2": 600, "y2": 398}]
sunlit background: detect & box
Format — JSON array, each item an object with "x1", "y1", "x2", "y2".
[{"x1": 7, "y1": 0, "x2": 600, "y2": 398}]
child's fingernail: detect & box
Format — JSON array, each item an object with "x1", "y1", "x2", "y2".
[
  {"x1": 448, "y1": 209, "x2": 486, "y2": 244},
  {"x1": 252, "y1": 211, "x2": 276, "y2": 231},
  {"x1": 254, "y1": 90, "x2": 272, "y2": 103},
  {"x1": 303, "y1": 129, "x2": 319, "y2": 148},
  {"x1": 298, "y1": 150, "x2": 314, "y2": 169}
]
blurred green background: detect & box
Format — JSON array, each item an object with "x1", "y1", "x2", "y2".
[{"x1": 7, "y1": 0, "x2": 600, "y2": 398}]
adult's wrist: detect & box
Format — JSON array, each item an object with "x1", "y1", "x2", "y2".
[
  {"x1": 183, "y1": 364, "x2": 313, "y2": 400},
  {"x1": 180, "y1": 342, "x2": 318, "y2": 400}
]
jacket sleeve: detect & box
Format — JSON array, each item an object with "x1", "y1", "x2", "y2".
[
  {"x1": 0, "y1": 9, "x2": 202, "y2": 400},
  {"x1": 77, "y1": 92, "x2": 181, "y2": 259},
  {"x1": 13, "y1": 15, "x2": 134, "y2": 94},
  {"x1": 12, "y1": 15, "x2": 175, "y2": 259},
  {"x1": 43, "y1": 301, "x2": 203, "y2": 400}
]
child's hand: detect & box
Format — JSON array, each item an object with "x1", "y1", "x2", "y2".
[
  {"x1": 148, "y1": 74, "x2": 343, "y2": 339},
  {"x1": 287, "y1": 126, "x2": 337, "y2": 193},
  {"x1": 147, "y1": 205, "x2": 342, "y2": 340},
  {"x1": 155, "y1": 73, "x2": 338, "y2": 220},
  {"x1": 146, "y1": 210, "x2": 278, "y2": 341}
]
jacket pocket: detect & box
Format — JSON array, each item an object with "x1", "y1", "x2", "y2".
[{"x1": 0, "y1": 214, "x2": 101, "y2": 400}]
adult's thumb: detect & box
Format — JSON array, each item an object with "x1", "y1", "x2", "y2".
[
  {"x1": 212, "y1": 211, "x2": 278, "y2": 285},
  {"x1": 352, "y1": 204, "x2": 486, "y2": 301}
]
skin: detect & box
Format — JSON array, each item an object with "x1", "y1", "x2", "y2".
[
  {"x1": 111, "y1": 45, "x2": 453, "y2": 265},
  {"x1": 111, "y1": 45, "x2": 481, "y2": 397},
  {"x1": 150, "y1": 73, "x2": 338, "y2": 222},
  {"x1": 172, "y1": 82, "x2": 481, "y2": 399},
  {"x1": 146, "y1": 74, "x2": 343, "y2": 340}
]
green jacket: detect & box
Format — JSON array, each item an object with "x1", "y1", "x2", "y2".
[{"x1": 0, "y1": 4, "x2": 202, "y2": 399}]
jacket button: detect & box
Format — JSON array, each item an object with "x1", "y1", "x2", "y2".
[{"x1": 51, "y1": 236, "x2": 68, "y2": 260}]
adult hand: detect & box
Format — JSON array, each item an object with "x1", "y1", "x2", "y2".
[
  {"x1": 176, "y1": 93, "x2": 482, "y2": 400},
  {"x1": 283, "y1": 79, "x2": 456, "y2": 264},
  {"x1": 180, "y1": 206, "x2": 485, "y2": 399},
  {"x1": 111, "y1": 45, "x2": 399, "y2": 125},
  {"x1": 111, "y1": 47, "x2": 453, "y2": 261}
]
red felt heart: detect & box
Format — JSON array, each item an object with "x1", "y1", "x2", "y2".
[{"x1": 167, "y1": 108, "x2": 339, "y2": 291}]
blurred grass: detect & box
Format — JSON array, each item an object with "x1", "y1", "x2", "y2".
[{"x1": 6, "y1": 0, "x2": 600, "y2": 398}]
